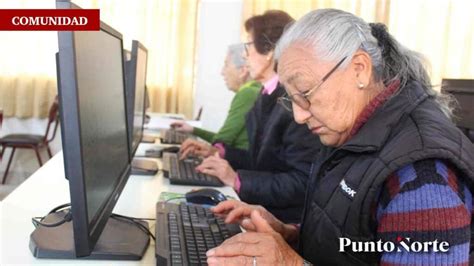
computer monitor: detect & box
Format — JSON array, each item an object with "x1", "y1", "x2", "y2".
[
  {"x1": 442, "y1": 79, "x2": 474, "y2": 141},
  {"x1": 55, "y1": 52, "x2": 61, "y2": 91},
  {"x1": 442, "y1": 79, "x2": 474, "y2": 129},
  {"x1": 143, "y1": 86, "x2": 152, "y2": 126},
  {"x1": 29, "y1": 0, "x2": 149, "y2": 260},
  {"x1": 125, "y1": 40, "x2": 148, "y2": 155},
  {"x1": 145, "y1": 86, "x2": 151, "y2": 111},
  {"x1": 123, "y1": 41, "x2": 159, "y2": 173}
]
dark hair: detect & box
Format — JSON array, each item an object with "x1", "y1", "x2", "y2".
[{"x1": 244, "y1": 10, "x2": 294, "y2": 55}]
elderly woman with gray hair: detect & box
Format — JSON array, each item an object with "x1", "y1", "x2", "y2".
[
  {"x1": 171, "y1": 43, "x2": 261, "y2": 150},
  {"x1": 206, "y1": 9, "x2": 474, "y2": 266}
]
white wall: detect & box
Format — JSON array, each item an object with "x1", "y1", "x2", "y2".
[{"x1": 193, "y1": 0, "x2": 244, "y2": 132}]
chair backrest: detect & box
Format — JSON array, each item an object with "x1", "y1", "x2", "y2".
[
  {"x1": 194, "y1": 106, "x2": 203, "y2": 121},
  {"x1": 44, "y1": 96, "x2": 60, "y2": 143}
]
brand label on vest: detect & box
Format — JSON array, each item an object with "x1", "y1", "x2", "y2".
[{"x1": 340, "y1": 179, "x2": 356, "y2": 198}]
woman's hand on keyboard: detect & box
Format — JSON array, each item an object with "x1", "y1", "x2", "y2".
[
  {"x1": 195, "y1": 153, "x2": 237, "y2": 187},
  {"x1": 206, "y1": 210, "x2": 303, "y2": 266},
  {"x1": 211, "y1": 200, "x2": 297, "y2": 242},
  {"x1": 170, "y1": 121, "x2": 193, "y2": 133},
  {"x1": 179, "y1": 139, "x2": 217, "y2": 159}
]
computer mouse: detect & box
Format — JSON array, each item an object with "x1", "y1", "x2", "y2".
[{"x1": 185, "y1": 188, "x2": 227, "y2": 206}]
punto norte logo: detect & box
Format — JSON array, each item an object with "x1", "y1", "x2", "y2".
[{"x1": 339, "y1": 237, "x2": 450, "y2": 253}]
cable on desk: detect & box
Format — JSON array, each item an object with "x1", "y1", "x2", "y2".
[
  {"x1": 164, "y1": 196, "x2": 187, "y2": 203},
  {"x1": 31, "y1": 203, "x2": 156, "y2": 242},
  {"x1": 110, "y1": 213, "x2": 156, "y2": 241},
  {"x1": 31, "y1": 203, "x2": 72, "y2": 228},
  {"x1": 109, "y1": 213, "x2": 156, "y2": 221}
]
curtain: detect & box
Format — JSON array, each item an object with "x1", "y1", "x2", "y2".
[
  {"x1": 242, "y1": 0, "x2": 474, "y2": 87},
  {"x1": 0, "y1": 0, "x2": 58, "y2": 119},
  {"x1": 0, "y1": 0, "x2": 199, "y2": 118}
]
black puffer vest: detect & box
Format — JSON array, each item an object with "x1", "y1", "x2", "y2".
[{"x1": 299, "y1": 81, "x2": 474, "y2": 265}]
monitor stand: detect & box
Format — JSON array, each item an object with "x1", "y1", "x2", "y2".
[
  {"x1": 144, "y1": 147, "x2": 163, "y2": 158},
  {"x1": 30, "y1": 211, "x2": 149, "y2": 260},
  {"x1": 141, "y1": 134, "x2": 156, "y2": 143},
  {"x1": 131, "y1": 158, "x2": 159, "y2": 175}
]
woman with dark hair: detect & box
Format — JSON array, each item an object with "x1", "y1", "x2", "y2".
[
  {"x1": 206, "y1": 9, "x2": 474, "y2": 265},
  {"x1": 180, "y1": 10, "x2": 321, "y2": 223}
]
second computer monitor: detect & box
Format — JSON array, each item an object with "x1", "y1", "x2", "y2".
[{"x1": 125, "y1": 40, "x2": 148, "y2": 155}]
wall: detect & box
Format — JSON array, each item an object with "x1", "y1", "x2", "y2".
[{"x1": 193, "y1": 0, "x2": 244, "y2": 132}]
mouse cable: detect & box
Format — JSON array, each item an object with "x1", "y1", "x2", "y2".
[
  {"x1": 163, "y1": 196, "x2": 187, "y2": 203},
  {"x1": 110, "y1": 213, "x2": 155, "y2": 221}
]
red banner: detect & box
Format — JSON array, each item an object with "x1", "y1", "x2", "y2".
[{"x1": 0, "y1": 9, "x2": 100, "y2": 31}]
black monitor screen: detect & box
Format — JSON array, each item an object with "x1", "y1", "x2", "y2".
[
  {"x1": 73, "y1": 29, "x2": 129, "y2": 224},
  {"x1": 131, "y1": 43, "x2": 147, "y2": 152}
]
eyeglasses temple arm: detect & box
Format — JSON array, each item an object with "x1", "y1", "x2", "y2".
[{"x1": 321, "y1": 56, "x2": 347, "y2": 82}]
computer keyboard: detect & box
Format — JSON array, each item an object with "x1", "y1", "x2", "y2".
[
  {"x1": 155, "y1": 202, "x2": 241, "y2": 266},
  {"x1": 164, "y1": 153, "x2": 224, "y2": 187},
  {"x1": 161, "y1": 130, "x2": 190, "y2": 144}
]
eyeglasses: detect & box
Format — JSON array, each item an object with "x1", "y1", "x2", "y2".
[
  {"x1": 243, "y1": 41, "x2": 254, "y2": 56},
  {"x1": 278, "y1": 56, "x2": 347, "y2": 112}
]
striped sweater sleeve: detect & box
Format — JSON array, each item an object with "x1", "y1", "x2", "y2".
[{"x1": 376, "y1": 159, "x2": 472, "y2": 266}]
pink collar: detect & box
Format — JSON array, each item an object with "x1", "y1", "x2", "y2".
[{"x1": 261, "y1": 75, "x2": 279, "y2": 95}]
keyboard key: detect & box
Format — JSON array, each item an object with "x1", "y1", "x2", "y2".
[{"x1": 171, "y1": 244, "x2": 181, "y2": 252}]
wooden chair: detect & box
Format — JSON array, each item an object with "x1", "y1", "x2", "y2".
[
  {"x1": 0, "y1": 97, "x2": 59, "y2": 184},
  {"x1": 194, "y1": 106, "x2": 203, "y2": 121}
]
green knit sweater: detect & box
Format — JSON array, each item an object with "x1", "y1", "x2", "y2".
[{"x1": 193, "y1": 80, "x2": 261, "y2": 150}]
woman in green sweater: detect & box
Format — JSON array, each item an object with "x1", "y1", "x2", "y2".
[{"x1": 171, "y1": 43, "x2": 260, "y2": 150}]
